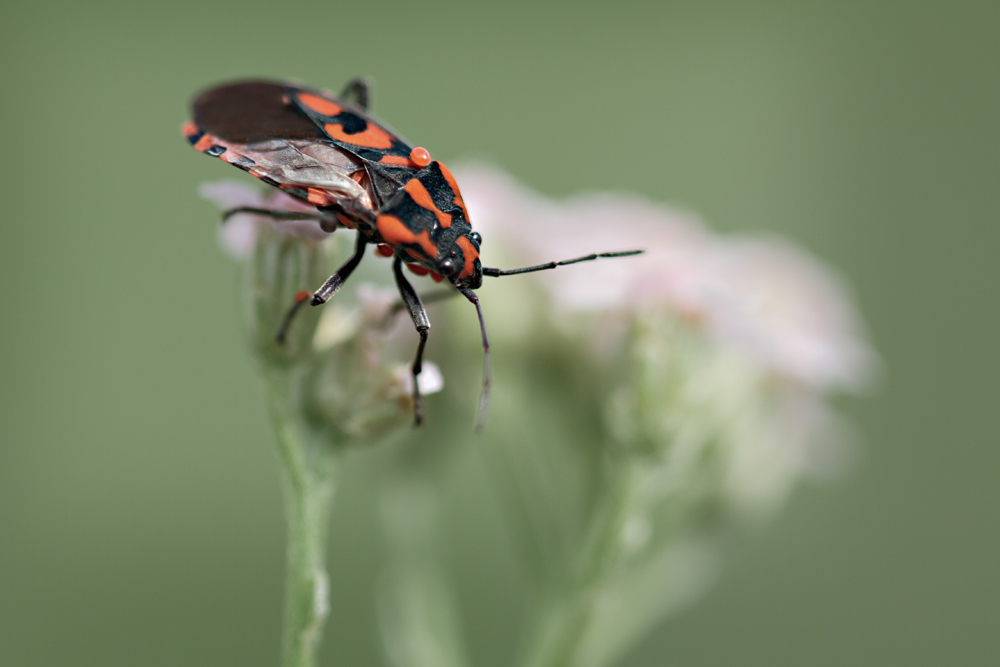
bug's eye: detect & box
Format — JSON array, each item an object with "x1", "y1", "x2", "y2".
[
  {"x1": 438, "y1": 259, "x2": 456, "y2": 276},
  {"x1": 469, "y1": 231, "x2": 482, "y2": 246}
]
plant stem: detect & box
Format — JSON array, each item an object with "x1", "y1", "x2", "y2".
[
  {"x1": 521, "y1": 454, "x2": 638, "y2": 667},
  {"x1": 267, "y1": 368, "x2": 340, "y2": 667}
]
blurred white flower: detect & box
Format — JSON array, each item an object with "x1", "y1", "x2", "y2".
[
  {"x1": 454, "y1": 162, "x2": 876, "y2": 391},
  {"x1": 199, "y1": 180, "x2": 330, "y2": 258},
  {"x1": 452, "y1": 163, "x2": 878, "y2": 667}
]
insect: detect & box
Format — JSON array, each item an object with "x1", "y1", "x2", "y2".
[{"x1": 185, "y1": 78, "x2": 641, "y2": 428}]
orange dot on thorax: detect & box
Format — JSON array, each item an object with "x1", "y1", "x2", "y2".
[{"x1": 409, "y1": 146, "x2": 431, "y2": 167}]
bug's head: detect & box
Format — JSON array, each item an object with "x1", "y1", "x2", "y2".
[{"x1": 439, "y1": 230, "x2": 482, "y2": 290}]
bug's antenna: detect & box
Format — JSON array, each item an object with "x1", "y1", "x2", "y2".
[
  {"x1": 459, "y1": 286, "x2": 491, "y2": 432},
  {"x1": 482, "y1": 249, "x2": 644, "y2": 277}
]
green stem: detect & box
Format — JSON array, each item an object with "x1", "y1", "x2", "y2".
[
  {"x1": 522, "y1": 454, "x2": 638, "y2": 667},
  {"x1": 267, "y1": 368, "x2": 340, "y2": 667}
]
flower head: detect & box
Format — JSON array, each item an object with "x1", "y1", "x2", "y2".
[
  {"x1": 456, "y1": 162, "x2": 875, "y2": 391},
  {"x1": 198, "y1": 180, "x2": 442, "y2": 441}
]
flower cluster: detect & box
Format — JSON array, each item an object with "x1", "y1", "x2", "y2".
[
  {"x1": 199, "y1": 163, "x2": 875, "y2": 667},
  {"x1": 445, "y1": 163, "x2": 877, "y2": 667},
  {"x1": 200, "y1": 180, "x2": 441, "y2": 441}
]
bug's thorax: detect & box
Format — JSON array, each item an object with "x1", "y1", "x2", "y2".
[{"x1": 368, "y1": 159, "x2": 482, "y2": 287}]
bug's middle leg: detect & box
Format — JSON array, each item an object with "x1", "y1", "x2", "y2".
[
  {"x1": 274, "y1": 232, "x2": 367, "y2": 344},
  {"x1": 392, "y1": 256, "x2": 430, "y2": 427},
  {"x1": 310, "y1": 231, "x2": 368, "y2": 306}
]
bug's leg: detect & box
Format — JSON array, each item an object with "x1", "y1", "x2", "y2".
[
  {"x1": 458, "y1": 287, "x2": 491, "y2": 432},
  {"x1": 310, "y1": 231, "x2": 368, "y2": 305},
  {"x1": 222, "y1": 207, "x2": 337, "y2": 233},
  {"x1": 482, "y1": 249, "x2": 644, "y2": 277},
  {"x1": 389, "y1": 287, "x2": 459, "y2": 317},
  {"x1": 393, "y1": 256, "x2": 431, "y2": 427},
  {"x1": 339, "y1": 77, "x2": 374, "y2": 110},
  {"x1": 275, "y1": 232, "x2": 367, "y2": 344}
]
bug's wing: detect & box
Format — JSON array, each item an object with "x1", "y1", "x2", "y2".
[
  {"x1": 283, "y1": 85, "x2": 426, "y2": 207},
  {"x1": 186, "y1": 81, "x2": 372, "y2": 209},
  {"x1": 284, "y1": 84, "x2": 414, "y2": 160}
]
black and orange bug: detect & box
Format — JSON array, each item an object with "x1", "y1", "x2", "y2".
[{"x1": 185, "y1": 78, "x2": 641, "y2": 428}]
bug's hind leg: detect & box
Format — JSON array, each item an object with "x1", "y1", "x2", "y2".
[
  {"x1": 275, "y1": 231, "x2": 367, "y2": 344},
  {"x1": 392, "y1": 256, "x2": 431, "y2": 427},
  {"x1": 222, "y1": 207, "x2": 337, "y2": 232},
  {"x1": 340, "y1": 77, "x2": 374, "y2": 110}
]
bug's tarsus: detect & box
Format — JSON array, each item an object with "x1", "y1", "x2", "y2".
[
  {"x1": 483, "y1": 249, "x2": 644, "y2": 277},
  {"x1": 459, "y1": 287, "x2": 491, "y2": 432},
  {"x1": 393, "y1": 256, "x2": 431, "y2": 427},
  {"x1": 339, "y1": 77, "x2": 373, "y2": 110}
]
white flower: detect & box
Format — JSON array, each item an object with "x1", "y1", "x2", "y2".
[{"x1": 454, "y1": 162, "x2": 876, "y2": 391}]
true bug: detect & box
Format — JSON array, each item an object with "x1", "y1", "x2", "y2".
[{"x1": 185, "y1": 78, "x2": 641, "y2": 428}]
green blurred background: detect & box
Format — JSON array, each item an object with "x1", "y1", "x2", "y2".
[{"x1": 2, "y1": 1, "x2": 997, "y2": 665}]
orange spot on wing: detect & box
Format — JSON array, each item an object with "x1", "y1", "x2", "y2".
[
  {"x1": 378, "y1": 154, "x2": 412, "y2": 166},
  {"x1": 325, "y1": 121, "x2": 393, "y2": 150},
  {"x1": 404, "y1": 178, "x2": 452, "y2": 229},
  {"x1": 455, "y1": 235, "x2": 479, "y2": 280},
  {"x1": 193, "y1": 133, "x2": 216, "y2": 152},
  {"x1": 376, "y1": 215, "x2": 438, "y2": 259},
  {"x1": 298, "y1": 92, "x2": 342, "y2": 117},
  {"x1": 182, "y1": 121, "x2": 200, "y2": 138}
]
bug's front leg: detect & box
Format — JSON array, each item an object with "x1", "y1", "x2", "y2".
[
  {"x1": 339, "y1": 76, "x2": 373, "y2": 110},
  {"x1": 392, "y1": 256, "x2": 430, "y2": 427}
]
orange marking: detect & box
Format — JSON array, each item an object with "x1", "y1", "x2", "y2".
[
  {"x1": 307, "y1": 188, "x2": 334, "y2": 205},
  {"x1": 378, "y1": 154, "x2": 412, "y2": 166},
  {"x1": 406, "y1": 263, "x2": 429, "y2": 276},
  {"x1": 456, "y1": 235, "x2": 479, "y2": 280},
  {"x1": 182, "y1": 121, "x2": 199, "y2": 138},
  {"x1": 325, "y1": 121, "x2": 393, "y2": 150},
  {"x1": 376, "y1": 214, "x2": 438, "y2": 258},
  {"x1": 404, "y1": 178, "x2": 452, "y2": 229},
  {"x1": 298, "y1": 92, "x2": 341, "y2": 117},
  {"x1": 430, "y1": 271, "x2": 444, "y2": 283},
  {"x1": 193, "y1": 133, "x2": 216, "y2": 152},
  {"x1": 436, "y1": 162, "x2": 469, "y2": 219},
  {"x1": 294, "y1": 290, "x2": 311, "y2": 303},
  {"x1": 409, "y1": 146, "x2": 431, "y2": 167},
  {"x1": 376, "y1": 244, "x2": 395, "y2": 257},
  {"x1": 336, "y1": 214, "x2": 357, "y2": 229}
]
